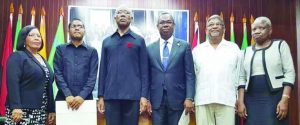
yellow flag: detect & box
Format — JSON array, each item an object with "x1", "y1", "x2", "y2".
[
  {"x1": 250, "y1": 15, "x2": 255, "y2": 45},
  {"x1": 39, "y1": 7, "x2": 47, "y2": 59}
]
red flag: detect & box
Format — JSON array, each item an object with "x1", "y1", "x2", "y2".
[
  {"x1": 192, "y1": 12, "x2": 199, "y2": 49},
  {"x1": 0, "y1": 3, "x2": 14, "y2": 116}
]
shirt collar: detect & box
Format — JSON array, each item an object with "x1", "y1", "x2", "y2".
[
  {"x1": 202, "y1": 39, "x2": 229, "y2": 48},
  {"x1": 67, "y1": 41, "x2": 88, "y2": 49},
  {"x1": 111, "y1": 28, "x2": 136, "y2": 39},
  {"x1": 160, "y1": 35, "x2": 174, "y2": 46}
]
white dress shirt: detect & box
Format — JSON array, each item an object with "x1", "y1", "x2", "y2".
[
  {"x1": 160, "y1": 36, "x2": 173, "y2": 61},
  {"x1": 251, "y1": 50, "x2": 265, "y2": 76},
  {"x1": 192, "y1": 39, "x2": 241, "y2": 107}
]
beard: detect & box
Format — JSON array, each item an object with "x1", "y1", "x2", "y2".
[{"x1": 70, "y1": 35, "x2": 83, "y2": 41}]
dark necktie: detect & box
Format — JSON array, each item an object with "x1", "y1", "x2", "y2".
[{"x1": 162, "y1": 41, "x2": 169, "y2": 70}]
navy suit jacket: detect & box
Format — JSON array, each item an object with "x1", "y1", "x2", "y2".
[
  {"x1": 6, "y1": 50, "x2": 55, "y2": 112},
  {"x1": 98, "y1": 30, "x2": 149, "y2": 100},
  {"x1": 147, "y1": 38, "x2": 195, "y2": 110}
]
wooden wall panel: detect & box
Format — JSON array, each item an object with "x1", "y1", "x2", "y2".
[{"x1": 0, "y1": 0, "x2": 298, "y2": 125}]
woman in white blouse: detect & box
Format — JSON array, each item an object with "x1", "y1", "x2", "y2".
[{"x1": 237, "y1": 17, "x2": 295, "y2": 125}]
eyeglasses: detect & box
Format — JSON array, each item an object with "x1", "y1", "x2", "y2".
[
  {"x1": 28, "y1": 34, "x2": 41, "y2": 38},
  {"x1": 70, "y1": 24, "x2": 84, "y2": 29}
]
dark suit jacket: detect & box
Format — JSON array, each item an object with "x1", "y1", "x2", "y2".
[
  {"x1": 147, "y1": 38, "x2": 195, "y2": 110},
  {"x1": 6, "y1": 50, "x2": 55, "y2": 112}
]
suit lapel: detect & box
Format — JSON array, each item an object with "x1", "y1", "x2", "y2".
[
  {"x1": 152, "y1": 41, "x2": 165, "y2": 71},
  {"x1": 166, "y1": 38, "x2": 179, "y2": 70},
  {"x1": 24, "y1": 50, "x2": 46, "y2": 74}
]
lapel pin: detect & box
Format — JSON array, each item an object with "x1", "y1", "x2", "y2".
[{"x1": 177, "y1": 43, "x2": 180, "y2": 46}]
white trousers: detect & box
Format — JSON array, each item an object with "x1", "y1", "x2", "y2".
[{"x1": 195, "y1": 103, "x2": 235, "y2": 125}]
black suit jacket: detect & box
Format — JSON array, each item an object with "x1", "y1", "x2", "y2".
[
  {"x1": 6, "y1": 50, "x2": 55, "y2": 112},
  {"x1": 147, "y1": 38, "x2": 195, "y2": 110}
]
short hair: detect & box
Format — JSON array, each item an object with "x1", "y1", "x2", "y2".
[
  {"x1": 157, "y1": 12, "x2": 175, "y2": 25},
  {"x1": 114, "y1": 5, "x2": 133, "y2": 17},
  {"x1": 68, "y1": 18, "x2": 85, "y2": 29},
  {"x1": 206, "y1": 15, "x2": 225, "y2": 28},
  {"x1": 16, "y1": 25, "x2": 44, "y2": 51},
  {"x1": 253, "y1": 16, "x2": 272, "y2": 27}
]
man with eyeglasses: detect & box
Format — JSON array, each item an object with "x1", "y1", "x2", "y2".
[
  {"x1": 54, "y1": 18, "x2": 99, "y2": 110},
  {"x1": 192, "y1": 15, "x2": 241, "y2": 125},
  {"x1": 97, "y1": 5, "x2": 149, "y2": 125}
]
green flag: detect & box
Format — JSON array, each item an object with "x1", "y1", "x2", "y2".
[
  {"x1": 230, "y1": 13, "x2": 235, "y2": 42},
  {"x1": 13, "y1": 13, "x2": 22, "y2": 51},
  {"x1": 48, "y1": 16, "x2": 65, "y2": 69},
  {"x1": 241, "y1": 19, "x2": 248, "y2": 50},
  {"x1": 48, "y1": 15, "x2": 65, "y2": 97},
  {"x1": 230, "y1": 22, "x2": 235, "y2": 42}
]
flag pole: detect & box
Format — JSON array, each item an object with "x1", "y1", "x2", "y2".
[
  {"x1": 250, "y1": 15, "x2": 255, "y2": 45},
  {"x1": 13, "y1": 4, "x2": 23, "y2": 51},
  {"x1": 39, "y1": 6, "x2": 47, "y2": 59},
  {"x1": 30, "y1": 6, "x2": 36, "y2": 26},
  {"x1": 241, "y1": 14, "x2": 248, "y2": 50},
  {"x1": 191, "y1": 12, "x2": 199, "y2": 49},
  {"x1": 230, "y1": 12, "x2": 235, "y2": 42},
  {"x1": 205, "y1": 14, "x2": 209, "y2": 41}
]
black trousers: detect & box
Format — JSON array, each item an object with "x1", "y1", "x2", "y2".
[
  {"x1": 104, "y1": 99, "x2": 139, "y2": 125},
  {"x1": 152, "y1": 91, "x2": 183, "y2": 125}
]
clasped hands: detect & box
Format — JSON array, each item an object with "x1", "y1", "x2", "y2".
[{"x1": 66, "y1": 96, "x2": 85, "y2": 110}]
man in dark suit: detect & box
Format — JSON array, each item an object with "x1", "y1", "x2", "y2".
[
  {"x1": 97, "y1": 5, "x2": 149, "y2": 125},
  {"x1": 54, "y1": 19, "x2": 99, "y2": 110},
  {"x1": 147, "y1": 12, "x2": 195, "y2": 125}
]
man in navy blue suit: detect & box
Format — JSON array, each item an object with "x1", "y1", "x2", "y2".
[
  {"x1": 97, "y1": 5, "x2": 149, "y2": 125},
  {"x1": 147, "y1": 12, "x2": 196, "y2": 125}
]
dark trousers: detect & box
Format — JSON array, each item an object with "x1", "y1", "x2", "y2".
[
  {"x1": 104, "y1": 100, "x2": 139, "y2": 125},
  {"x1": 152, "y1": 91, "x2": 183, "y2": 125}
]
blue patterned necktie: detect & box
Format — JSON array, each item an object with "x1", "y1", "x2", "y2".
[{"x1": 162, "y1": 41, "x2": 169, "y2": 71}]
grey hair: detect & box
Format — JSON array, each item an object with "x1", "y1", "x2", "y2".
[
  {"x1": 157, "y1": 12, "x2": 175, "y2": 25},
  {"x1": 253, "y1": 16, "x2": 272, "y2": 27},
  {"x1": 206, "y1": 15, "x2": 225, "y2": 28},
  {"x1": 114, "y1": 5, "x2": 133, "y2": 17}
]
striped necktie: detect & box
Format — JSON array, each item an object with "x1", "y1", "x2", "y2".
[{"x1": 162, "y1": 41, "x2": 169, "y2": 70}]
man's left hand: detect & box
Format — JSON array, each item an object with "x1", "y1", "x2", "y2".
[
  {"x1": 73, "y1": 96, "x2": 85, "y2": 110},
  {"x1": 184, "y1": 99, "x2": 194, "y2": 115}
]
